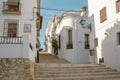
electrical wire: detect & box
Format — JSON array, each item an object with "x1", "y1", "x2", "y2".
[{"x1": 40, "y1": 7, "x2": 66, "y2": 11}]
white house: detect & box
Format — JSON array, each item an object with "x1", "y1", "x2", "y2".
[
  {"x1": 56, "y1": 11, "x2": 91, "y2": 63},
  {"x1": 46, "y1": 11, "x2": 91, "y2": 63},
  {"x1": 88, "y1": 0, "x2": 120, "y2": 71},
  {"x1": 45, "y1": 15, "x2": 57, "y2": 53},
  {"x1": 0, "y1": 0, "x2": 41, "y2": 79}
]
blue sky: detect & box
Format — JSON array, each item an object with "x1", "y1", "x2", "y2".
[{"x1": 40, "y1": 0, "x2": 88, "y2": 49}]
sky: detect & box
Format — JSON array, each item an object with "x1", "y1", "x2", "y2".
[{"x1": 40, "y1": 0, "x2": 88, "y2": 50}]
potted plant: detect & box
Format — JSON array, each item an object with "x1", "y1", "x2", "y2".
[{"x1": 66, "y1": 43, "x2": 73, "y2": 49}]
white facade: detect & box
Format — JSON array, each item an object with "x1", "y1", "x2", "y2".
[
  {"x1": 88, "y1": 0, "x2": 120, "y2": 71},
  {"x1": 46, "y1": 11, "x2": 91, "y2": 63},
  {"x1": 45, "y1": 16, "x2": 56, "y2": 54},
  {"x1": 0, "y1": 0, "x2": 41, "y2": 63}
]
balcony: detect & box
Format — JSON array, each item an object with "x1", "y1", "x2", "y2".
[
  {"x1": 2, "y1": 2, "x2": 21, "y2": 15},
  {"x1": 0, "y1": 36, "x2": 23, "y2": 44}
]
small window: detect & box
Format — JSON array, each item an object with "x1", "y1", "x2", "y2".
[
  {"x1": 66, "y1": 29, "x2": 73, "y2": 49},
  {"x1": 85, "y1": 34, "x2": 89, "y2": 49},
  {"x1": 68, "y1": 29, "x2": 72, "y2": 44},
  {"x1": 116, "y1": 0, "x2": 120, "y2": 13},
  {"x1": 100, "y1": 7, "x2": 107, "y2": 23},
  {"x1": 95, "y1": 38, "x2": 98, "y2": 47},
  {"x1": 117, "y1": 32, "x2": 120, "y2": 45},
  {"x1": 59, "y1": 35, "x2": 61, "y2": 49}
]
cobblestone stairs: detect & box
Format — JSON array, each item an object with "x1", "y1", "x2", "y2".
[{"x1": 34, "y1": 52, "x2": 120, "y2": 80}]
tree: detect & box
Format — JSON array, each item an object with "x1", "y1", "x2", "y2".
[{"x1": 82, "y1": 6, "x2": 88, "y2": 11}]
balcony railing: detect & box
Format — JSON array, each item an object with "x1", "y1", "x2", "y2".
[
  {"x1": 0, "y1": 36, "x2": 23, "y2": 44},
  {"x1": 2, "y1": 2, "x2": 21, "y2": 15}
]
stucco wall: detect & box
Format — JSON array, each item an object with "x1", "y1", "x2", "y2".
[
  {"x1": 56, "y1": 15, "x2": 90, "y2": 63},
  {"x1": 88, "y1": 0, "x2": 120, "y2": 71},
  {"x1": 0, "y1": 0, "x2": 37, "y2": 62},
  {"x1": 0, "y1": 44, "x2": 23, "y2": 58}
]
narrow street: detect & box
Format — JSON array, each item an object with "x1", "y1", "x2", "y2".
[
  {"x1": 39, "y1": 51, "x2": 69, "y2": 63},
  {"x1": 34, "y1": 52, "x2": 120, "y2": 80}
]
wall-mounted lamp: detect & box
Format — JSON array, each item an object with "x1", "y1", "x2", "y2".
[
  {"x1": 30, "y1": 7, "x2": 40, "y2": 21},
  {"x1": 79, "y1": 19, "x2": 92, "y2": 31}
]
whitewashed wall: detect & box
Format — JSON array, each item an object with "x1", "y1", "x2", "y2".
[
  {"x1": 56, "y1": 14, "x2": 90, "y2": 63},
  {"x1": 0, "y1": 44, "x2": 23, "y2": 58},
  {"x1": 0, "y1": 0, "x2": 37, "y2": 62},
  {"x1": 88, "y1": 0, "x2": 120, "y2": 71}
]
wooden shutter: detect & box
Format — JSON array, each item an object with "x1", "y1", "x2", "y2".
[
  {"x1": 100, "y1": 7, "x2": 107, "y2": 23},
  {"x1": 116, "y1": 0, "x2": 120, "y2": 13}
]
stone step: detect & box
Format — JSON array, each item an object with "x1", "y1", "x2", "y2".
[
  {"x1": 35, "y1": 65, "x2": 106, "y2": 68},
  {"x1": 35, "y1": 75, "x2": 120, "y2": 80},
  {"x1": 35, "y1": 63, "x2": 104, "y2": 67},
  {"x1": 35, "y1": 70, "x2": 118, "y2": 74},
  {"x1": 35, "y1": 53, "x2": 120, "y2": 80},
  {"x1": 35, "y1": 78, "x2": 120, "y2": 80},
  {"x1": 34, "y1": 67, "x2": 111, "y2": 71},
  {"x1": 35, "y1": 72, "x2": 120, "y2": 77},
  {"x1": 35, "y1": 68, "x2": 116, "y2": 73}
]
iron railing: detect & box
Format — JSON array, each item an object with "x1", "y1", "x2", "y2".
[{"x1": 0, "y1": 36, "x2": 23, "y2": 44}]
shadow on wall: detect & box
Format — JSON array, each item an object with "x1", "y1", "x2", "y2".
[{"x1": 101, "y1": 20, "x2": 120, "y2": 70}]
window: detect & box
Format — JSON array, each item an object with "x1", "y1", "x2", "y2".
[
  {"x1": 68, "y1": 29, "x2": 72, "y2": 44},
  {"x1": 100, "y1": 7, "x2": 107, "y2": 23},
  {"x1": 85, "y1": 34, "x2": 89, "y2": 49},
  {"x1": 8, "y1": 23, "x2": 17, "y2": 37},
  {"x1": 116, "y1": 0, "x2": 120, "y2": 13},
  {"x1": 95, "y1": 38, "x2": 98, "y2": 47},
  {"x1": 59, "y1": 35, "x2": 61, "y2": 49},
  {"x1": 66, "y1": 29, "x2": 73, "y2": 49},
  {"x1": 4, "y1": 20, "x2": 18, "y2": 37},
  {"x1": 117, "y1": 32, "x2": 120, "y2": 45}
]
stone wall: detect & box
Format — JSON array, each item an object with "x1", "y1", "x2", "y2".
[{"x1": 0, "y1": 58, "x2": 34, "y2": 80}]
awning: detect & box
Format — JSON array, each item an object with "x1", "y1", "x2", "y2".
[{"x1": 7, "y1": 0, "x2": 20, "y2": 6}]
